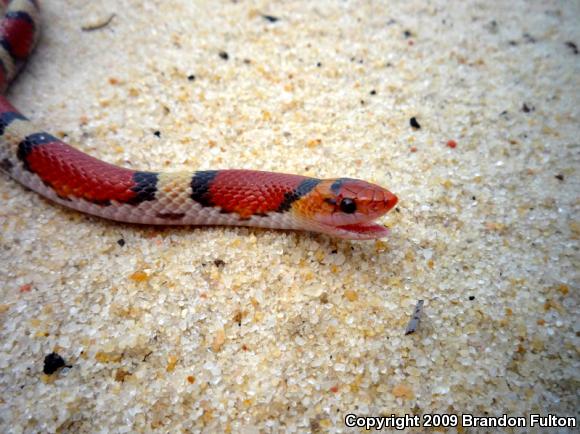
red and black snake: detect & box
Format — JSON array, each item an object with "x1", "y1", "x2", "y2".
[{"x1": 0, "y1": 0, "x2": 398, "y2": 239}]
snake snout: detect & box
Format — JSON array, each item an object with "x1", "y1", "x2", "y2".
[{"x1": 382, "y1": 189, "x2": 398, "y2": 213}]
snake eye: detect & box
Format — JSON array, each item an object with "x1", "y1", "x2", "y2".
[{"x1": 339, "y1": 198, "x2": 357, "y2": 214}]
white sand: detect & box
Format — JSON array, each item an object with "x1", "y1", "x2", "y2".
[{"x1": 1, "y1": 0, "x2": 578, "y2": 432}]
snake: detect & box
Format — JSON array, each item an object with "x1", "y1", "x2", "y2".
[{"x1": 0, "y1": 0, "x2": 398, "y2": 240}]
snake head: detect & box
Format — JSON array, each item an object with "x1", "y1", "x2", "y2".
[{"x1": 296, "y1": 178, "x2": 398, "y2": 239}]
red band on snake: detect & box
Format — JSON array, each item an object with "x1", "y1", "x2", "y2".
[{"x1": 0, "y1": 0, "x2": 397, "y2": 239}]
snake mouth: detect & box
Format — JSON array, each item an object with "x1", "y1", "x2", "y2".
[{"x1": 329, "y1": 222, "x2": 390, "y2": 240}]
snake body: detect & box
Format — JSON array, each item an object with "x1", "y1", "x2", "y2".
[{"x1": 0, "y1": 0, "x2": 397, "y2": 239}]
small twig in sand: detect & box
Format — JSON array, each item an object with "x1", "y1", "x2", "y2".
[{"x1": 405, "y1": 300, "x2": 424, "y2": 335}]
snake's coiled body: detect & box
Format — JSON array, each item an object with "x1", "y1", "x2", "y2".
[{"x1": 0, "y1": 0, "x2": 397, "y2": 239}]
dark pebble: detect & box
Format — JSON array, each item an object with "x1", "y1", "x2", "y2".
[
  {"x1": 117, "y1": 238, "x2": 125, "y2": 247},
  {"x1": 43, "y1": 352, "x2": 68, "y2": 375},
  {"x1": 565, "y1": 41, "x2": 578, "y2": 55},
  {"x1": 262, "y1": 14, "x2": 279, "y2": 23},
  {"x1": 522, "y1": 103, "x2": 534, "y2": 113},
  {"x1": 410, "y1": 117, "x2": 421, "y2": 129},
  {"x1": 219, "y1": 51, "x2": 229, "y2": 60}
]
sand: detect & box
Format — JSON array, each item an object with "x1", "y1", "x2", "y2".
[{"x1": 1, "y1": 0, "x2": 578, "y2": 432}]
